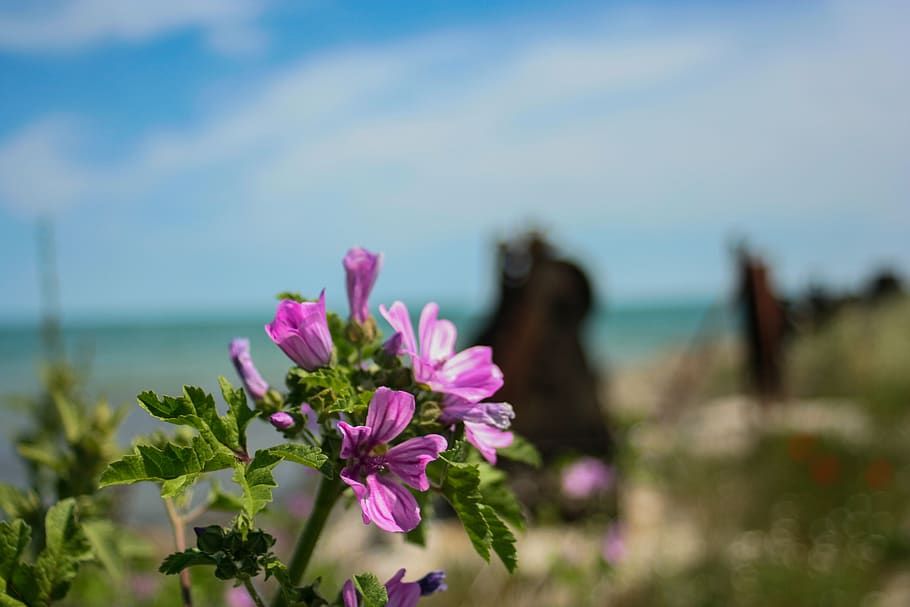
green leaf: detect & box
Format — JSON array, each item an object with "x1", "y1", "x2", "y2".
[
  {"x1": 497, "y1": 434, "x2": 541, "y2": 468},
  {"x1": 353, "y1": 572, "x2": 388, "y2": 607},
  {"x1": 479, "y1": 505, "x2": 518, "y2": 573},
  {"x1": 219, "y1": 376, "x2": 258, "y2": 455},
  {"x1": 205, "y1": 480, "x2": 244, "y2": 512},
  {"x1": 100, "y1": 434, "x2": 236, "y2": 488},
  {"x1": 137, "y1": 386, "x2": 246, "y2": 455},
  {"x1": 0, "y1": 519, "x2": 31, "y2": 584},
  {"x1": 15, "y1": 443, "x2": 64, "y2": 475},
  {"x1": 81, "y1": 520, "x2": 124, "y2": 580},
  {"x1": 285, "y1": 367, "x2": 361, "y2": 417},
  {"x1": 265, "y1": 443, "x2": 332, "y2": 477},
  {"x1": 441, "y1": 462, "x2": 490, "y2": 562},
  {"x1": 404, "y1": 489, "x2": 430, "y2": 547},
  {"x1": 21, "y1": 499, "x2": 92, "y2": 604},
  {"x1": 51, "y1": 392, "x2": 81, "y2": 444},
  {"x1": 160, "y1": 474, "x2": 201, "y2": 498},
  {"x1": 232, "y1": 451, "x2": 281, "y2": 526},
  {"x1": 0, "y1": 485, "x2": 39, "y2": 521},
  {"x1": 0, "y1": 588, "x2": 27, "y2": 607},
  {"x1": 158, "y1": 549, "x2": 217, "y2": 574},
  {"x1": 478, "y1": 464, "x2": 525, "y2": 531}
]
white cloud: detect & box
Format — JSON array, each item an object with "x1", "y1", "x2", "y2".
[
  {"x1": 0, "y1": 0, "x2": 269, "y2": 54},
  {"x1": 0, "y1": 116, "x2": 95, "y2": 216},
  {"x1": 1, "y1": 0, "x2": 908, "y2": 243}
]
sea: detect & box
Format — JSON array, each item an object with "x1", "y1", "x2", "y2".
[{"x1": 0, "y1": 299, "x2": 735, "y2": 497}]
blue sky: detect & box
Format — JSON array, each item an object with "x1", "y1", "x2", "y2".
[{"x1": 0, "y1": 0, "x2": 908, "y2": 322}]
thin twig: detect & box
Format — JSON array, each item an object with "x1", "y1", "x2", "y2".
[{"x1": 164, "y1": 497, "x2": 194, "y2": 607}]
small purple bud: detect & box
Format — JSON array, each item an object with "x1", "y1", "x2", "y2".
[
  {"x1": 382, "y1": 331, "x2": 403, "y2": 357},
  {"x1": 417, "y1": 570, "x2": 447, "y2": 596},
  {"x1": 265, "y1": 291, "x2": 333, "y2": 371},
  {"x1": 343, "y1": 247, "x2": 382, "y2": 324},
  {"x1": 229, "y1": 338, "x2": 269, "y2": 401},
  {"x1": 269, "y1": 412, "x2": 294, "y2": 431}
]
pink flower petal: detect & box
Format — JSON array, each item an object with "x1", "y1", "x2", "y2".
[
  {"x1": 418, "y1": 303, "x2": 457, "y2": 363},
  {"x1": 386, "y1": 434, "x2": 448, "y2": 491},
  {"x1": 380, "y1": 301, "x2": 417, "y2": 357},
  {"x1": 365, "y1": 388, "x2": 415, "y2": 445},
  {"x1": 339, "y1": 466, "x2": 370, "y2": 525},
  {"x1": 337, "y1": 422, "x2": 373, "y2": 458},
  {"x1": 342, "y1": 579, "x2": 359, "y2": 607},
  {"x1": 385, "y1": 569, "x2": 421, "y2": 607},
  {"x1": 464, "y1": 421, "x2": 513, "y2": 465},
  {"x1": 436, "y1": 346, "x2": 504, "y2": 402},
  {"x1": 362, "y1": 474, "x2": 421, "y2": 533}
]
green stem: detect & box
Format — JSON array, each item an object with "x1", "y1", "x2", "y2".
[
  {"x1": 271, "y1": 474, "x2": 344, "y2": 607},
  {"x1": 243, "y1": 578, "x2": 267, "y2": 607},
  {"x1": 163, "y1": 497, "x2": 194, "y2": 607}
]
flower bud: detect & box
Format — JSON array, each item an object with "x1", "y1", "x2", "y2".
[
  {"x1": 265, "y1": 291, "x2": 333, "y2": 370},
  {"x1": 418, "y1": 570, "x2": 447, "y2": 596},
  {"x1": 269, "y1": 411, "x2": 294, "y2": 431},
  {"x1": 343, "y1": 247, "x2": 382, "y2": 324},
  {"x1": 229, "y1": 338, "x2": 269, "y2": 401}
]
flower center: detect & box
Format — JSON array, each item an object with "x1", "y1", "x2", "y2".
[{"x1": 362, "y1": 454, "x2": 388, "y2": 475}]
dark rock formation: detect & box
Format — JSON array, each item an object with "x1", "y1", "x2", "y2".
[{"x1": 474, "y1": 232, "x2": 613, "y2": 462}]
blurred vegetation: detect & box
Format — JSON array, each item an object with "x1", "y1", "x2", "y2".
[{"x1": 4, "y1": 296, "x2": 909, "y2": 606}]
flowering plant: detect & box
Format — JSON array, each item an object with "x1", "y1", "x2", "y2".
[{"x1": 85, "y1": 247, "x2": 536, "y2": 607}]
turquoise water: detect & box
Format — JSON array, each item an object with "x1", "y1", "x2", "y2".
[{"x1": 0, "y1": 299, "x2": 733, "y2": 485}]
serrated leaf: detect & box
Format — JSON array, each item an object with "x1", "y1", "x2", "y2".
[
  {"x1": 100, "y1": 434, "x2": 236, "y2": 488},
  {"x1": 265, "y1": 443, "x2": 331, "y2": 477},
  {"x1": 232, "y1": 451, "x2": 281, "y2": 525},
  {"x1": 478, "y1": 465, "x2": 525, "y2": 531},
  {"x1": 23, "y1": 498, "x2": 92, "y2": 604},
  {"x1": 480, "y1": 505, "x2": 518, "y2": 573},
  {"x1": 137, "y1": 386, "x2": 244, "y2": 455},
  {"x1": 353, "y1": 572, "x2": 388, "y2": 607},
  {"x1": 441, "y1": 462, "x2": 490, "y2": 562},
  {"x1": 285, "y1": 367, "x2": 358, "y2": 417},
  {"x1": 0, "y1": 519, "x2": 31, "y2": 583},
  {"x1": 219, "y1": 376, "x2": 258, "y2": 454},
  {"x1": 158, "y1": 549, "x2": 217, "y2": 574},
  {"x1": 497, "y1": 434, "x2": 541, "y2": 468},
  {"x1": 160, "y1": 474, "x2": 200, "y2": 498}
]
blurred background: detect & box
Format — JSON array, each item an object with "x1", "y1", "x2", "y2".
[{"x1": 1, "y1": 1, "x2": 909, "y2": 605}]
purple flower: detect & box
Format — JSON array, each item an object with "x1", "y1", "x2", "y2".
[
  {"x1": 229, "y1": 338, "x2": 269, "y2": 401},
  {"x1": 464, "y1": 421, "x2": 513, "y2": 465},
  {"x1": 269, "y1": 411, "x2": 294, "y2": 431},
  {"x1": 382, "y1": 332, "x2": 403, "y2": 358},
  {"x1": 344, "y1": 247, "x2": 383, "y2": 324},
  {"x1": 265, "y1": 291, "x2": 333, "y2": 370},
  {"x1": 337, "y1": 387, "x2": 447, "y2": 533},
  {"x1": 416, "y1": 570, "x2": 447, "y2": 596},
  {"x1": 561, "y1": 457, "x2": 615, "y2": 500},
  {"x1": 602, "y1": 522, "x2": 627, "y2": 565},
  {"x1": 437, "y1": 394, "x2": 514, "y2": 464},
  {"x1": 439, "y1": 395, "x2": 514, "y2": 430},
  {"x1": 379, "y1": 302, "x2": 503, "y2": 402},
  {"x1": 342, "y1": 569, "x2": 446, "y2": 607}
]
